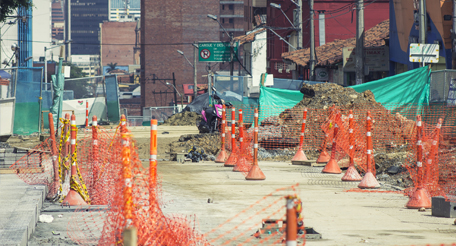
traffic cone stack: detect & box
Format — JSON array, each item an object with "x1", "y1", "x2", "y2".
[
  {"x1": 233, "y1": 109, "x2": 247, "y2": 172},
  {"x1": 246, "y1": 108, "x2": 265, "y2": 180},
  {"x1": 322, "y1": 122, "x2": 342, "y2": 174},
  {"x1": 342, "y1": 110, "x2": 362, "y2": 181},
  {"x1": 406, "y1": 115, "x2": 432, "y2": 209},
  {"x1": 291, "y1": 108, "x2": 308, "y2": 162},
  {"x1": 215, "y1": 105, "x2": 228, "y2": 163},
  {"x1": 316, "y1": 133, "x2": 330, "y2": 163},
  {"x1": 224, "y1": 107, "x2": 238, "y2": 167},
  {"x1": 358, "y1": 111, "x2": 380, "y2": 189},
  {"x1": 62, "y1": 114, "x2": 88, "y2": 206}
]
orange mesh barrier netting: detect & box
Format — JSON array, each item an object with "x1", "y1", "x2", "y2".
[
  {"x1": 68, "y1": 117, "x2": 208, "y2": 245},
  {"x1": 204, "y1": 184, "x2": 305, "y2": 246}
]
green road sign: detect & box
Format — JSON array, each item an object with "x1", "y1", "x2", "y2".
[{"x1": 198, "y1": 41, "x2": 239, "y2": 62}]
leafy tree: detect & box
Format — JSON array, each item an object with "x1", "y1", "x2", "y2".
[
  {"x1": 106, "y1": 62, "x2": 118, "y2": 73},
  {"x1": 0, "y1": 0, "x2": 33, "y2": 22}
]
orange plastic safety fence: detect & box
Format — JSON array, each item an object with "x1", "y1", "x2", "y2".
[
  {"x1": 9, "y1": 137, "x2": 54, "y2": 190},
  {"x1": 204, "y1": 184, "x2": 305, "y2": 246},
  {"x1": 68, "y1": 122, "x2": 208, "y2": 245}
]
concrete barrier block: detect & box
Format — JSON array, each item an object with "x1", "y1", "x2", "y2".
[{"x1": 432, "y1": 196, "x2": 456, "y2": 218}]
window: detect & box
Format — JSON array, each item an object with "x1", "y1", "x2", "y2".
[
  {"x1": 222, "y1": 18, "x2": 225, "y2": 23},
  {"x1": 229, "y1": 4, "x2": 234, "y2": 10},
  {"x1": 229, "y1": 18, "x2": 233, "y2": 24},
  {"x1": 222, "y1": 5, "x2": 225, "y2": 10}
]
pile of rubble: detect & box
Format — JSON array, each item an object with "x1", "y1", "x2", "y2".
[{"x1": 161, "y1": 111, "x2": 202, "y2": 126}]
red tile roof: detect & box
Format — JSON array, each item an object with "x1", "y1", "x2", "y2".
[
  {"x1": 233, "y1": 28, "x2": 266, "y2": 45},
  {"x1": 282, "y1": 19, "x2": 389, "y2": 67}
]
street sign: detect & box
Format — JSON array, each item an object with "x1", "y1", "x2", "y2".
[
  {"x1": 198, "y1": 41, "x2": 239, "y2": 62},
  {"x1": 409, "y1": 43, "x2": 439, "y2": 64}
]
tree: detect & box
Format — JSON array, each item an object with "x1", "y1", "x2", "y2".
[
  {"x1": 106, "y1": 62, "x2": 118, "y2": 73},
  {"x1": 0, "y1": 0, "x2": 33, "y2": 22},
  {"x1": 63, "y1": 62, "x2": 87, "y2": 78}
]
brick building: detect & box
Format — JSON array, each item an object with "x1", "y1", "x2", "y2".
[
  {"x1": 100, "y1": 21, "x2": 139, "y2": 67},
  {"x1": 140, "y1": 0, "x2": 220, "y2": 108},
  {"x1": 266, "y1": 0, "x2": 389, "y2": 79}
]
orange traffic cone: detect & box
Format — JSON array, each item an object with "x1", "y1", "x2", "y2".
[
  {"x1": 292, "y1": 109, "x2": 308, "y2": 162},
  {"x1": 322, "y1": 127, "x2": 342, "y2": 174},
  {"x1": 358, "y1": 111, "x2": 380, "y2": 189},
  {"x1": 358, "y1": 171, "x2": 380, "y2": 188},
  {"x1": 225, "y1": 107, "x2": 237, "y2": 167},
  {"x1": 316, "y1": 149, "x2": 330, "y2": 163},
  {"x1": 341, "y1": 110, "x2": 362, "y2": 181},
  {"x1": 62, "y1": 190, "x2": 88, "y2": 206},
  {"x1": 62, "y1": 114, "x2": 88, "y2": 206},
  {"x1": 342, "y1": 166, "x2": 362, "y2": 181},
  {"x1": 215, "y1": 105, "x2": 228, "y2": 163},
  {"x1": 317, "y1": 133, "x2": 330, "y2": 163},
  {"x1": 406, "y1": 187, "x2": 432, "y2": 209}
]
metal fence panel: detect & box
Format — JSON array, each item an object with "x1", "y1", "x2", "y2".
[{"x1": 143, "y1": 106, "x2": 180, "y2": 124}]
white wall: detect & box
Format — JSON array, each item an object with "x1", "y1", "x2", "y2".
[
  {"x1": 250, "y1": 30, "x2": 267, "y2": 87},
  {"x1": 0, "y1": 0, "x2": 53, "y2": 65},
  {"x1": 32, "y1": 0, "x2": 53, "y2": 62}
]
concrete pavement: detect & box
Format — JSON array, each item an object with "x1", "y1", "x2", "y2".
[{"x1": 0, "y1": 174, "x2": 46, "y2": 246}]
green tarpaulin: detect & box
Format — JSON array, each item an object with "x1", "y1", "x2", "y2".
[
  {"x1": 350, "y1": 66, "x2": 430, "y2": 114},
  {"x1": 258, "y1": 85, "x2": 303, "y2": 124},
  {"x1": 257, "y1": 67, "x2": 431, "y2": 122}
]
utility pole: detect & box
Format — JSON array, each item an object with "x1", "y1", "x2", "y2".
[
  {"x1": 230, "y1": 33, "x2": 234, "y2": 76},
  {"x1": 453, "y1": 0, "x2": 456, "y2": 68},
  {"x1": 65, "y1": 0, "x2": 71, "y2": 62},
  {"x1": 419, "y1": 0, "x2": 427, "y2": 67},
  {"x1": 297, "y1": 0, "x2": 302, "y2": 49},
  {"x1": 309, "y1": 0, "x2": 316, "y2": 81},
  {"x1": 355, "y1": 0, "x2": 365, "y2": 85},
  {"x1": 193, "y1": 42, "x2": 198, "y2": 99}
]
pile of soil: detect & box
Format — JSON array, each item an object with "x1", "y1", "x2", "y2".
[
  {"x1": 161, "y1": 111, "x2": 202, "y2": 126},
  {"x1": 260, "y1": 83, "x2": 417, "y2": 187},
  {"x1": 169, "y1": 133, "x2": 221, "y2": 157}
]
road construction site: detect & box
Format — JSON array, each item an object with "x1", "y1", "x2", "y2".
[{"x1": 3, "y1": 83, "x2": 456, "y2": 245}]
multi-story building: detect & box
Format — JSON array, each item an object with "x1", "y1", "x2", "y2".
[
  {"x1": 100, "y1": 21, "x2": 139, "y2": 68},
  {"x1": 140, "y1": 0, "x2": 219, "y2": 108},
  {"x1": 109, "y1": 0, "x2": 140, "y2": 21},
  {"x1": 71, "y1": 55, "x2": 100, "y2": 77},
  {"x1": 52, "y1": 0, "x2": 65, "y2": 41},
  {"x1": 266, "y1": 0, "x2": 389, "y2": 79},
  {"x1": 71, "y1": 0, "x2": 109, "y2": 55}
]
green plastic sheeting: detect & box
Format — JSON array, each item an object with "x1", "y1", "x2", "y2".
[
  {"x1": 50, "y1": 57, "x2": 65, "y2": 128},
  {"x1": 258, "y1": 86, "x2": 303, "y2": 124},
  {"x1": 350, "y1": 66, "x2": 430, "y2": 115}
]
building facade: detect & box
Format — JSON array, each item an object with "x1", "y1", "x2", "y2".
[
  {"x1": 266, "y1": 0, "x2": 389, "y2": 79},
  {"x1": 109, "y1": 0, "x2": 140, "y2": 21},
  {"x1": 140, "y1": 0, "x2": 220, "y2": 108},
  {"x1": 52, "y1": 0, "x2": 65, "y2": 41},
  {"x1": 100, "y1": 21, "x2": 138, "y2": 68},
  {"x1": 71, "y1": 0, "x2": 109, "y2": 55}
]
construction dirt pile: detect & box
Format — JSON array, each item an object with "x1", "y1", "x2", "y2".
[
  {"x1": 169, "y1": 133, "x2": 220, "y2": 158},
  {"x1": 260, "y1": 83, "x2": 416, "y2": 187},
  {"x1": 161, "y1": 111, "x2": 202, "y2": 126}
]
